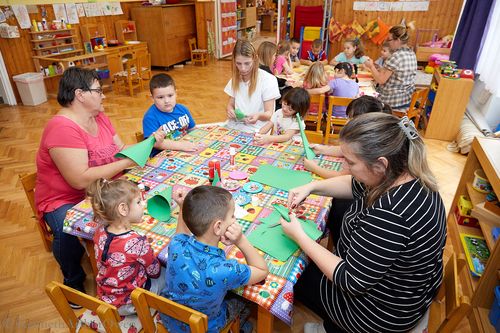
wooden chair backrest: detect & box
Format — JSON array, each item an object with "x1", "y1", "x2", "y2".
[
  {"x1": 393, "y1": 88, "x2": 430, "y2": 128},
  {"x1": 428, "y1": 253, "x2": 471, "y2": 333},
  {"x1": 45, "y1": 281, "x2": 122, "y2": 333},
  {"x1": 323, "y1": 96, "x2": 354, "y2": 144},
  {"x1": 304, "y1": 93, "x2": 325, "y2": 143},
  {"x1": 131, "y1": 288, "x2": 208, "y2": 333},
  {"x1": 19, "y1": 172, "x2": 52, "y2": 252},
  {"x1": 135, "y1": 131, "x2": 144, "y2": 143},
  {"x1": 188, "y1": 38, "x2": 197, "y2": 52}
]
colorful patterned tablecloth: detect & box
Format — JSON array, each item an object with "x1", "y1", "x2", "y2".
[{"x1": 63, "y1": 125, "x2": 343, "y2": 325}]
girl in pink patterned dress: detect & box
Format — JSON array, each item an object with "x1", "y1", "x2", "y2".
[
  {"x1": 272, "y1": 40, "x2": 294, "y2": 76},
  {"x1": 87, "y1": 178, "x2": 163, "y2": 315}
]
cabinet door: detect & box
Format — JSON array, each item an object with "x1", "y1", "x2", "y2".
[
  {"x1": 163, "y1": 5, "x2": 196, "y2": 65},
  {"x1": 106, "y1": 52, "x2": 122, "y2": 77}
]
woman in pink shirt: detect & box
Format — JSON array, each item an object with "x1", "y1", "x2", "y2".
[{"x1": 35, "y1": 67, "x2": 135, "y2": 304}]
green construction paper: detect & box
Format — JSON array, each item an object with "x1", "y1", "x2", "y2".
[
  {"x1": 234, "y1": 108, "x2": 245, "y2": 120},
  {"x1": 147, "y1": 187, "x2": 172, "y2": 221},
  {"x1": 248, "y1": 210, "x2": 323, "y2": 261},
  {"x1": 296, "y1": 114, "x2": 316, "y2": 160},
  {"x1": 272, "y1": 203, "x2": 291, "y2": 222},
  {"x1": 212, "y1": 171, "x2": 221, "y2": 187},
  {"x1": 115, "y1": 136, "x2": 156, "y2": 167},
  {"x1": 249, "y1": 164, "x2": 312, "y2": 191}
]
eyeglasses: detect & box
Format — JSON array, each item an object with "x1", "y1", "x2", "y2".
[{"x1": 87, "y1": 87, "x2": 104, "y2": 95}]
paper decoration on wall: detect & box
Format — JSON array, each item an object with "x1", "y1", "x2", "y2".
[
  {"x1": 109, "y1": 2, "x2": 124, "y2": 15},
  {"x1": 371, "y1": 18, "x2": 390, "y2": 45},
  {"x1": 328, "y1": 19, "x2": 343, "y2": 43},
  {"x1": 0, "y1": 23, "x2": 20, "y2": 38},
  {"x1": 76, "y1": 4, "x2": 86, "y2": 17},
  {"x1": 353, "y1": 1, "x2": 429, "y2": 12},
  {"x1": 65, "y1": 4, "x2": 79, "y2": 24},
  {"x1": 351, "y1": 20, "x2": 366, "y2": 36},
  {"x1": 53, "y1": 4, "x2": 69, "y2": 24},
  {"x1": 26, "y1": 5, "x2": 38, "y2": 14},
  {"x1": 0, "y1": 10, "x2": 6, "y2": 23},
  {"x1": 11, "y1": 5, "x2": 30, "y2": 29},
  {"x1": 98, "y1": 3, "x2": 113, "y2": 16},
  {"x1": 82, "y1": 3, "x2": 101, "y2": 17}
]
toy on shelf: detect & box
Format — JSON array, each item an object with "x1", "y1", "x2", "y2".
[{"x1": 440, "y1": 60, "x2": 460, "y2": 78}]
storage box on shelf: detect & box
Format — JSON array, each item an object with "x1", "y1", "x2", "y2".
[
  {"x1": 447, "y1": 137, "x2": 500, "y2": 333},
  {"x1": 114, "y1": 20, "x2": 137, "y2": 44},
  {"x1": 238, "y1": 0, "x2": 257, "y2": 31},
  {"x1": 425, "y1": 70, "x2": 474, "y2": 141}
]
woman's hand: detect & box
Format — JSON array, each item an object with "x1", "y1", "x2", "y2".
[
  {"x1": 364, "y1": 58, "x2": 375, "y2": 71},
  {"x1": 281, "y1": 213, "x2": 306, "y2": 242},
  {"x1": 303, "y1": 158, "x2": 318, "y2": 172},
  {"x1": 287, "y1": 184, "x2": 312, "y2": 209},
  {"x1": 245, "y1": 114, "x2": 259, "y2": 124},
  {"x1": 172, "y1": 188, "x2": 188, "y2": 207},
  {"x1": 221, "y1": 222, "x2": 243, "y2": 246}
]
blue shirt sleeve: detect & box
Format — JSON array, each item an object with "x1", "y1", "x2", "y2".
[
  {"x1": 143, "y1": 105, "x2": 159, "y2": 139},
  {"x1": 178, "y1": 104, "x2": 196, "y2": 130}
]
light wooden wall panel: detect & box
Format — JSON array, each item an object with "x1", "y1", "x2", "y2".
[
  {"x1": 290, "y1": 0, "x2": 464, "y2": 60},
  {"x1": 0, "y1": 2, "x2": 142, "y2": 102}
]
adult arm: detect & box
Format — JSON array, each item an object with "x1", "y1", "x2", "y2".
[
  {"x1": 287, "y1": 175, "x2": 353, "y2": 209},
  {"x1": 306, "y1": 85, "x2": 330, "y2": 94},
  {"x1": 364, "y1": 58, "x2": 393, "y2": 85},
  {"x1": 303, "y1": 158, "x2": 349, "y2": 179},
  {"x1": 310, "y1": 144, "x2": 343, "y2": 157},
  {"x1": 49, "y1": 146, "x2": 135, "y2": 190}
]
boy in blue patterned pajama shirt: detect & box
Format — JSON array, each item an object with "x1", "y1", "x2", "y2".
[{"x1": 160, "y1": 185, "x2": 269, "y2": 333}]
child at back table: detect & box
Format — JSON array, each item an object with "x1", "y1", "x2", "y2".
[
  {"x1": 87, "y1": 179, "x2": 163, "y2": 315},
  {"x1": 272, "y1": 40, "x2": 294, "y2": 76},
  {"x1": 160, "y1": 186, "x2": 268, "y2": 333},
  {"x1": 302, "y1": 62, "x2": 329, "y2": 115},
  {"x1": 255, "y1": 88, "x2": 309, "y2": 145},
  {"x1": 301, "y1": 39, "x2": 327, "y2": 66},
  {"x1": 289, "y1": 38, "x2": 301, "y2": 67},
  {"x1": 375, "y1": 41, "x2": 393, "y2": 68},
  {"x1": 330, "y1": 38, "x2": 367, "y2": 66},
  {"x1": 143, "y1": 73, "x2": 198, "y2": 156}
]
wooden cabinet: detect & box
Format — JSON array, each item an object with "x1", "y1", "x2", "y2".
[
  {"x1": 237, "y1": 0, "x2": 257, "y2": 38},
  {"x1": 131, "y1": 4, "x2": 196, "y2": 67},
  {"x1": 30, "y1": 28, "x2": 82, "y2": 59},
  {"x1": 425, "y1": 71, "x2": 474, "y2": 141},
  {"x1": 447, "y1": 137, "x2": 500, "y2": 333},
  {"x1": 81, "y1": 23, "x2": 107, "y2": 48}
]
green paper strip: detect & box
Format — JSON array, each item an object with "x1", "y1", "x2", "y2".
[
  {"x1": 147, "y1": 187, "x2": 172, "y2": 222},
  {"x1": 296, "y1": 114, "x2": 316, "y2": 160},
  {"x1": 248, "y1": 210, "x2": 323, "y2": 261},
  {"x1": 272, "y1": 203, "x2": 291, "y2": 222},
  {"x1": 115, "y1": 136, "x2": 156, "y2": 167},
  {"x1": 249, "y1": 164, "x2": 312, "y2": 191},
  {"x1": 234, "y1": 108, "x2": 245, "y2": 120}
]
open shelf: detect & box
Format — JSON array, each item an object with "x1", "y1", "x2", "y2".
[
  {"x1": 34, "y1": 42, "x2": 78, "y2": 51},
  {"x1": 29, "y1": 28, "x2": 74, "y2": 34},
  {"x1": 466, "y1": 182, "x2": 488, "y2": 206}
]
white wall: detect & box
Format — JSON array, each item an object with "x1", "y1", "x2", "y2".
[{"x1": 467, "y1": 79, "x2": 500, "y2": 133}]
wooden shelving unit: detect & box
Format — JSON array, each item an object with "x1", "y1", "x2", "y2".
[
  {"x1": 30, "y1": 28, "x2": 80, "y2": 57},
  {"x1": 447, "y1": 137, "x2": 500, "y2": 333},
  {"x1": 425, "y1": 71, "x2": 474, "y2": 141},
  {"x1": 114, "y1": 20, "x2": 137, "y2": 44},
  {"x1": 237, "y1": 0, "x2": 256, "y2": 39},
  {"x1": 81, "y1": 23, "x2": 107, "y2": 48}
]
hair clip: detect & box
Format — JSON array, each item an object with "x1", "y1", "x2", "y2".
[{"x1": 398, "y1": 116, "x2": 419, "y2": 140}]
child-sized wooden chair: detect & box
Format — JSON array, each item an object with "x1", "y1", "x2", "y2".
[
  {"x1": 392, "y1": 88, "x2": 430, "y2": 129},
  {"x1": 45, "y1": 281, "x2": 123, "y2": 333},
  {"x1": 137, "y1": 52, "x2": 152, "y2": 90},
  {"x1": 188, "y1": 38, "x2": 208, "y2": 66},
  {"x1": 304, "y1": 93, "x2": 325, "y2": 144},
  {"x1": 113, "y1": 54, "x2": 142, "y2": 96},
  {"x1": 427, "y1": 253, "x2": 471, "y2": 333},
  {"x1": 323, "y1": 96, "x2": 354, "y2": 144},
  {"x1": 131, "y1": 288, "x2": 240, "y2": 333},
  {"x1": 135, "y1": 131, "x2": 145, "y2": 143},
  {"x1": 19, "y1": 172, "x2": 52, "y2": 252}
]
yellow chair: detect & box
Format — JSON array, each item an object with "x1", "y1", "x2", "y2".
[
  {"x1": 45, "y1": 281, "x2": 123, "y2": 333},
  {"x1": 427, "y1": 253, "x2": 471, "y2": 333},
  {"x1": 323, "y1": 96, "x2": 354, "y2": 144},
  {"x1": 304, "y1": 93, "x2": 325, "y2": 144},
  {"x1": 131, "y1": 288, "x2": 240, "y2": 333},
  {"x1": 19, "y1": 172, "x2": 53, "y2": 252},
  {"x1": 392, "y1": 88, "x2": 430, "y2": 129},
  {"x1": 188, "y1": 38, "x2": 208, "y2": 66},
  {"x1": 113, "y1": 54, "x2": 142, "y2": 96}
]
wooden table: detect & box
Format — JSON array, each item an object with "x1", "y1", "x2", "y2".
[{"x1": 63, "y1": 125, "x2": 342, "y2": 332}]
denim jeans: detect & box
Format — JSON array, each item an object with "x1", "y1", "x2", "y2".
[{"x1": 44, "y1": 203, "x2": 86, "y2": 289}]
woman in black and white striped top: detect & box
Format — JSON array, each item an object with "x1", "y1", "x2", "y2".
[{"x1": 282, "y1": 113, "x2": 447, "y2": 333}]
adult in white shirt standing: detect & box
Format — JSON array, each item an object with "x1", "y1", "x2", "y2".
[{"x1": 224, "y1": 39, "x2": 281, "y2": 133}]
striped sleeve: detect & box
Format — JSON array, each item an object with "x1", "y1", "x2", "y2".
[{"x1": 333, "y1": 207, "x2": 410, "y2": 295}]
